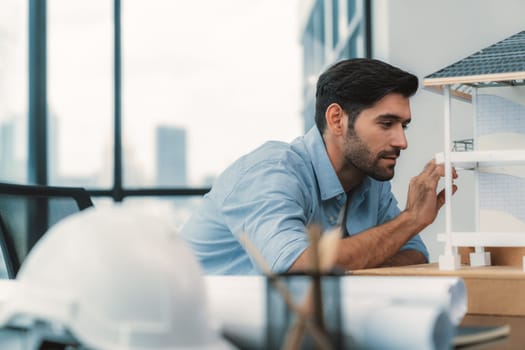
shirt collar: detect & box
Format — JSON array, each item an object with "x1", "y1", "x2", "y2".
[
  {"x1": 303, "y1": 127, "x2": 345, "y2": 200},
  {"x1": 351, "y1": 176, "x2": 371, "y2": 206},
  {"x1": 302, "y1": 126, "x2": 372, "y2": 202}
]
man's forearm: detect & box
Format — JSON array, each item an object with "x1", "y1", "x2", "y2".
[
  {"x1": 379, "y1": 249, "x2": 427, "y2": 267},
  {"x1": 334, "y1": 210, "x2": 424, "y2": 270},
  {"x1": 289, "y1": 210, "x2": 423, "y2": 272}
]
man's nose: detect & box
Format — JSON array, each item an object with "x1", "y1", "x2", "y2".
[{"x1": 392, "y1": 126, "x2": 408, "y2": 150}]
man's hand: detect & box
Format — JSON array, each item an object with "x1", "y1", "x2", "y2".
[{"x1": 404, "y1": 159, "x2": 458, "y2": 232}]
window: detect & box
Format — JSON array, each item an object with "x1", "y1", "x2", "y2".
[
  {"x1": 122, "y1": 1, "x2": 302, "y2": 188},
  {"x1": 48, "y1": 1, "x2": 113, "y2": 188},
  {"x1": 0, "y1": 1, "x2": 28, "y2": 184},
  {"x1": 332, "y1": 0, "x2": 339, "y2": 49},
  {"x1": 0, "y1": 1, "x2": 27, "y2": 278},
  {"x1": 301, "y1": 0, "x2": 370, "y2": 131},
  {"x1": 42, "y1": 0, "x2": 302, "y2": 198}
]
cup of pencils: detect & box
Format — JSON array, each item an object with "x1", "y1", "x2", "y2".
[{"x1": 239, "y1": 224, "x2": 344, "y2": 349}]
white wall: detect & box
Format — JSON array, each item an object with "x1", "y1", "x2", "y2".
[{"x1": 371, "y1": 0, "x2": 525, "y2": 261}]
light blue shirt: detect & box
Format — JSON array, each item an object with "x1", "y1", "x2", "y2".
[{"x1": 181, "y1": 127, "x2": 428, "y2": 274}]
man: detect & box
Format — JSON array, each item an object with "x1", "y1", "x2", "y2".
[{"x1": 181, "y1": 58, "x2": 457, "y2": 274}]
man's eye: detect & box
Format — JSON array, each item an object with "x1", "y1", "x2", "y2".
[
  {"x1": 380, "y1": 121, "x2": 393, "y2": 128},
  {"x1": 402, "y1": 124, "x2": 409, "y2": 130}
]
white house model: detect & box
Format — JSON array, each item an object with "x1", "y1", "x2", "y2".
[{"x1": 423, "y1": 30, "x2": 525, "y2": 271}]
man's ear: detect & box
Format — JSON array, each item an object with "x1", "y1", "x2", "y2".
[{"x1": 325, "y1": 103, "x2": 346, "y2": 136}]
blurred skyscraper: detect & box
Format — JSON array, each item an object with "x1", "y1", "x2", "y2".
[
  {"x1": 156, "y1": 126, "x2": 187, "y2": 187},
  {"x1": 0, "y1": 121, "x2": 16, "y2": 180},
  {"x1": 0, "y1": 119, "x2": 25, "y2": 182},
  {"x1": 48, "y1": 112, "x2": 59, "y2": 183}
]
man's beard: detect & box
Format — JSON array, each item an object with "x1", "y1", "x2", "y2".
[{"x1": 343, "y1": 130, "x2": 400, "y2": 181}]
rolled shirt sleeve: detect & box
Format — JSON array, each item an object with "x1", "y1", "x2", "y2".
[{"x1": 221, "y1": 159, "x2": 313, "y2": 273}]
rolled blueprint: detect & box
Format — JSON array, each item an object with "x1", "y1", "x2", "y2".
[
  {"x1": 343, "y1": 275, "x2": 467, "y2": 325},
  {"x1": 205, "y1": 275, "x2": 464, "y2": 350},
  {"x1": 344, "y1": 298, "x2": 453, "y2": 350}
]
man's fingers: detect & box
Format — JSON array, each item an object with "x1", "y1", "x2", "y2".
[
  {"x1": 436, "y1": 184, "x2": 458, "y2": 208},
  {"x1": 424, "y1": 159, "x2": 458, "y2": 181},
  {"x1": 423, "y1": 159, "x2": 437, "y2": 175},
  {"x1": 436, "y1": 188, "x2": 446, "y2": 208},
  {"x1": 432, "y1": 165, "x2": 457, "y2": 179},
  {"x1": 431, "y1": 164, "x2": 445, "y2": 178},
  {"x1": 452, "y1": 166, "x2": 458, "y2": 179}
]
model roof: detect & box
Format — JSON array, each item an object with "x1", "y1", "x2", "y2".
[{"x1": 424, "y1": 30, "x2": 525, "y2": 88}]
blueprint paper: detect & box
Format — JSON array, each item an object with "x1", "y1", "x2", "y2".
[
  {"x1": 342, "y1": 275, "x2": 466, "y2": 325},
  {"x1": 205, "y1": 275, "x2": 463, "y2": 350}
]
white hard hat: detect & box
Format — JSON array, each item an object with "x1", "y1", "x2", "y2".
[{"x1": 0, "y1": 204, "x2": 233, "y2": 350}]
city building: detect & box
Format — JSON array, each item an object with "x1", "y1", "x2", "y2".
[{"x1": 156, "y1": 126, "x2": 187, "y2": 187}]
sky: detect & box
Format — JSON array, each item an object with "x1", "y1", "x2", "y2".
[{"x1": 44, "y1": 0, "x2": 304, "y2": 186}]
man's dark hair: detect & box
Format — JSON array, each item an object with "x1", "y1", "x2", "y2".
[{"x1": 314, "y1": 58, "x2": 419, "y2": 133}]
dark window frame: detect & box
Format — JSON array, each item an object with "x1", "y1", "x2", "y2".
[{"x1": 28, "y1": 0, "x2": 209, "y2": 201}]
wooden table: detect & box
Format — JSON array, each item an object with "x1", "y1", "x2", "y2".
[{"x1": 459, "y1": 315, "x2": 525, "y2": 349}]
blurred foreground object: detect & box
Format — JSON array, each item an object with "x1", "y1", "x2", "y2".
[
  {"x1": 206, "y1": 275, "x2": 464, "y2": 350},
  {"x1": 0, "y1": 204, "x2": 232, "y2": 350}
]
